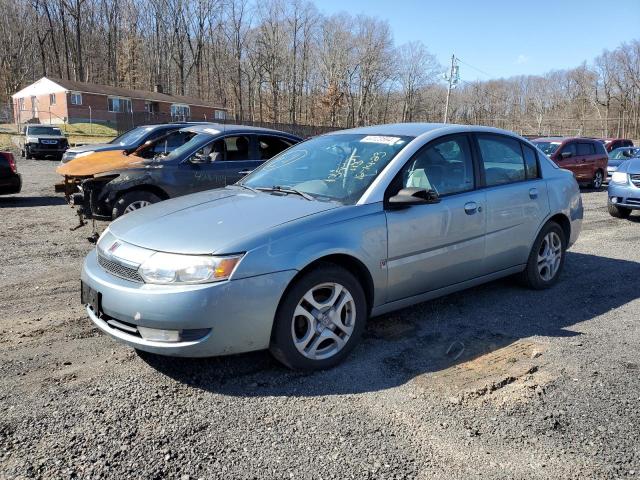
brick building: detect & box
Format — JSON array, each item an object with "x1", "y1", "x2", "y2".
[{"x1": 12, "y1": 77, "x2": 227, "y2": 131}]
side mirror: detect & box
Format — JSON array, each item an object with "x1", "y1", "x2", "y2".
[
  {"x1": 388, "y1": 187, "x2": 440, "y2": 207},
  {"x1": 560, "y1": 151, "x2": 573, "y2": 159}
]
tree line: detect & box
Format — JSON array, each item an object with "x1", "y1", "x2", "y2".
[{"x1": 1, "y1": 0, "x2": 638, "y2": 138}]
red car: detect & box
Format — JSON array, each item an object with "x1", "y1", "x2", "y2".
[
  {"x1": 532, "y1": 137, "x2": 608, "y2": 189},
  {"x1": 599, "y1": 138, "x2": 634, "y2": 152},
  {"x1": 0, "y1": 151, "x2": 21, "y2": 195}
]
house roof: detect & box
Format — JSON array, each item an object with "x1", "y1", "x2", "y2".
[{"x1": 13, "y1": 77, "x2": 225, "y2": 110}]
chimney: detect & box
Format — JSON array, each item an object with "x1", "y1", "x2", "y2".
[{"x1": 154, "y1": 84, "x2": 163, "y2": 94}]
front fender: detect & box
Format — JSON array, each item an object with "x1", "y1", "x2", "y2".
[{"x1": 233, "y1": 203, "x2": 388, "y2": 307}]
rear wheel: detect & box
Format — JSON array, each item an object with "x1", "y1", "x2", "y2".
[
  {"x1": 519, "y1": 221, "x2": 566, "y2": 289},
  {"x1": 591, "y1": 169, "x2": 604, "y2": 189},
  {"x1": 111, "y1": 190, "x2": 161, "y2": 219},
  {"x1": 608, "y1": 202, "x2": 631, "y2": 219},
  {"x1": 270, "y1": 264, "x2": 367, "y2": 370}
]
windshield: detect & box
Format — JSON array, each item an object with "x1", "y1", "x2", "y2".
[
  {"x1": 242, "y1": 133, "x2": 413, "y2": 204},
  {"x1": 610, "y1": 148, "x2": 639, "y2": 160},
  {"x1": 28, "y1": 126, "x2": 62, "y2": 136},
  {"x1": 110, "y1": 126, "x2": 155, "y2": 146},
  {"x1": 158, "y1": 133, "x2": 214, "y2": 162},
  {"x1": 532, "y1": 141, "x2": 561, "y2": 156}
]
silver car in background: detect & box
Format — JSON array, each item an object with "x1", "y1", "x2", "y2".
[{"x1": 81, "y1": 123, "x2": 583, "y2": 370}]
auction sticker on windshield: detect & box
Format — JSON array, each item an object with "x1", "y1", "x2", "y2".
[{"x1": 360, "y1": 136, "x2": 402, "y2": 145}]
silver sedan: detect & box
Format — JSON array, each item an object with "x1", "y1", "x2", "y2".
[{"x1": 81, "y1": 123, "x2": 583, "y2": 370}]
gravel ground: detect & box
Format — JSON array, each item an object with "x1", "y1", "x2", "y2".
[{"x1": 1, "y1": 155, "x2": 639, "y2": 479}]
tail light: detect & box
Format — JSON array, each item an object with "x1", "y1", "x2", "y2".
[{"x1": 4, "y1": 152, "x2": 17, "y2": 173}]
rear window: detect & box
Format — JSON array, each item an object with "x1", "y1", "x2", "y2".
[{"x1": 477, "y1": 134, "x2": 526, "y2": 186}]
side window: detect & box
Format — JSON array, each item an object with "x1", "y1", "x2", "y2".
[
  {"x1": 258, "y1": 135, "x2": 294, "y2": 160},
  {"x1": 398, "y1": 135, "x2": 474, "y2": 196},
  {"x1": 477, "y1": 134, "x2": 526, "y2": 186},
  {"x1": 559, "y1": 142, "x2": 576, "y2": 157},
  {"x1": 522, "y1": 144, "x2": 539, "y2": 179},
  {"x1": 190, "y1": 139, "x2": 225, "y2": 163},
  {"x1": 223, "y1": 135, "x2": 251, "y2": 161},
  {"x1": 576, "y1": 143, "x2": 594, "y2": 155}
]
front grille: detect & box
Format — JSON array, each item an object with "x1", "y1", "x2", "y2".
[
  {"x1": 630, "y1": 174, "x2": 640, "y2": 187},
  {"x1": 625, "y1": 198, "x2": 640, "y2": 206},
  {"x1": 97, "y1": 252, "x2": 144, "y2": 283}
]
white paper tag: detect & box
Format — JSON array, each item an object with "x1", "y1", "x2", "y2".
[
  {"x1": 360, "y1": 135, "x2": 401, "y2": 145},
  {"x1": 203, "y1": 128, "x2": 221, "y2": 134}
]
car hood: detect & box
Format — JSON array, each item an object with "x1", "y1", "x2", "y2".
[
  {"x1": 66, "y1": 143, "x2": 120, "y2": 154},
  {"x1": 617, "y1": 158, "x2": 640, "y2": 173},
  {"x1": 608, "y1": 158, "x2": 626, "y2": 167},
  {"x1": 108, "y1": 187, "x2": 341, "y2": 254},
  {"x1": 31, "y1": 134, "x2": 66, "y2": 140},
  {"x1": 57, "y1": 150, "x2": 145, "y2": 176}
]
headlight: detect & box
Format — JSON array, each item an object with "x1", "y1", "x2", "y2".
[
  {"x1": 75, "y1": 150, "x2": 95, "y2": 159},
  {"x1": 139, "y1": 252, "x2": 243, "y2": 284},
  {"x1": 611, "y1": 172, "x2": 628, "y2": 184},
  {"x1": 26, "y1": 136, "x2": 38, "y2": 143}
]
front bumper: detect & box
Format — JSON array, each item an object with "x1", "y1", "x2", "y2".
[
  {"x1": 27, "y1": 143, "x2": 68, "y2": 156},
  {"x1": 608, "y1": 182, "x2": 640, "y2": 210},
  {"x1": 81, "y1": 249, "x2": 297, "y2": 357}
]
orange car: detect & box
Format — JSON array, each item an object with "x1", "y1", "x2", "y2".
[{"x1": 55, "y1": 129, "x2": 195, "y2": 199}]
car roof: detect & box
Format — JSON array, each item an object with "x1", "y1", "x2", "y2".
[
  {"x1": 532, "y1": 136, "x2": 599, "y2": 143},
  {"x1": 329, "y1": 122, "x2": 525, "y2": 139},
  {"x1": 180, "y1": 123, "x2": 301, "y2": 138}
]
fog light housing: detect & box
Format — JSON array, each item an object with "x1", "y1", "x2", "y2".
[
  {"x1": 137, "y1": 326, "x2": 181, "y2": 342},
  {"x1": 611, "y1": 197, "x2": 618, "y2": 204}
]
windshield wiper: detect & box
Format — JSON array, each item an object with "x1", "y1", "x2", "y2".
[
  {"x1": 236, "y1": 183, "x2": 259, "y2": 193},
  {"x1": 256, "y1": 185, "x2": 313, "y2": 201}
]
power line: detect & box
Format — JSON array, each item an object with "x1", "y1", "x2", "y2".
[{"x1": 455, "y1": 57, "x2": 495, "y2": 79}]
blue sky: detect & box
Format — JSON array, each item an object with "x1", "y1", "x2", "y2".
[{"x1": 316, "y1": 0, "x2": 640, "y2": 80}]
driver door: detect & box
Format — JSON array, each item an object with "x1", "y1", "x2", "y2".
[{"x1": 384, "y1": 134, "x2": 486, "y2": 302}]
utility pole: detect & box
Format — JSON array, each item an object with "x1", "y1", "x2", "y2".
[{"x1": 443, "y1": 54, "x2": 459, "y2": 124}]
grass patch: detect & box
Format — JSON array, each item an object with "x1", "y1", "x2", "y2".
[{"x1": 62, "y1": 123, "x2": 117, "y2": 137}]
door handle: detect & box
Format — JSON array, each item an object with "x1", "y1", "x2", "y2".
[
  {"x1": 529, "y1": 188, "x2": 539, "y2": 199},
  {"x1": 238, "y1": 170, "x2": 253, "y2": 175},
  {"x1": 464, "y1": 201, "x2": 479, "y2": 215}
]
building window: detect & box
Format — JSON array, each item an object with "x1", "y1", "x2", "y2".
[
  {"x1": 108, "y1": 96, "x2": 132, "y2": 113},
  {"x1": 171, "y1": 104, "x2": 190, "y2": 119},
  {"x1": 70, "y1": 92, "x2": 82, "y2": 105},
  {"x1": 18, "y1": 98, "x2": 24, "y2": 111},
  {"x1": 50, "y1": 93, "x2": 56, "y2": 105},
  {"x1": 214, "y1": 110, "x2": 226, "y2": 120}
]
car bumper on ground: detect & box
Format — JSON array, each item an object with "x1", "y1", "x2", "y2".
[
  {"x1": 608, "y1": 182, "x2": 640, "y2": 210},
  {"x1": 0, "y1": 173, "x2": 21, "y2": 195},
  {"x1": 81, "y1": 249, "x2": 297, "y2": 357}
]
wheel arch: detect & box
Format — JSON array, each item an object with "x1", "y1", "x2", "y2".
[
  {"x1": 278, "y1": 253, "x2": 375, "y2": 318},
  {"x1": 113, "y1": 183, "x2": 170, "y2": 202},
  {"x1": 548, "y1": 212, "x2": 571, "y2": 244}
]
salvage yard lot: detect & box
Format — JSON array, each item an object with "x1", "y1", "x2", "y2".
[{"x1": 1, "y1": 156, "x2": 639, "y2": 479}]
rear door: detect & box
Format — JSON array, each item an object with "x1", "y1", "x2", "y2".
[
  {"x1": 576, "y1": 142, "x2": 595, "y2": 181},
  {"x1": 385, "y1": 134, "x2": 487, "y2": 301},
  {"x1": 475, "y1": 134, "x2": 550, "y2": 272},
  {"x1": 216, "y1": 134, "x2": 259, "y2": 185}
]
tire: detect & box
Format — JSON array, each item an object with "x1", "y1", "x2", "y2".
[
  {"x1": 608, "y1": 202, "x2": 631, "y2": 219},
  {"x1": 25, "y1": 147, "x2": 32, "y2": 160},
  {"x1": 518, "y1": 221, "x2": 566, "y2": 290},
  {"x1": 111, "y1": 190, "x2": 161, "y2": 219},
  {"x1": 591, "y1": 169, "x2": 604, "y2": 189},
  {"x1": 269, "y1": 263, "x2": 367, "y2": 370}
]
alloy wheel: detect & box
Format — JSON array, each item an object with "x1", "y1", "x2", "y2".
[
  {"x1": 593, "y1": 171, "x2": 603, "y2": 189},
  {"x1": 537, "y1": 231, "x2": 562, "y2": 281},
  {"x1": 123, "y1": 200, "x2": 152, "y2": 213},
  {"x1": 291, "y1": 282, "x2": 356, "y2": 361}
]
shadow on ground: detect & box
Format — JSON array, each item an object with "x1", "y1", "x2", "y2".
[
  {"x1": 0, "y1": 196, "x2": 66, "y2": 208},
  {"x1": 139, "y1": 251, "x2": 639, "y2": 397}
]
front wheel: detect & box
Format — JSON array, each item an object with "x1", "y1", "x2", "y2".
[
  {"x1": 111, "y1": 190, "x2": 161, "y2": 219},
  {"x1": 270, "y1": 264, "x2": 367, "y2": 370},
  {"x1": 25, "y1": 147, "x2": 32, "y2": 160},
  {"x1": 591, "y1": 170, "x2": 604, "y2": 189},
  {"x1": 519, "y1": 221, "x2": 566, "y2": 289},
  {"x1": 608, "y1": 202, "x2": 631, "y2": 219}
]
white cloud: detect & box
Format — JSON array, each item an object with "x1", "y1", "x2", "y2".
[{"x1": 515, "y1": 54, "x2": 529, "y2": 65}]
